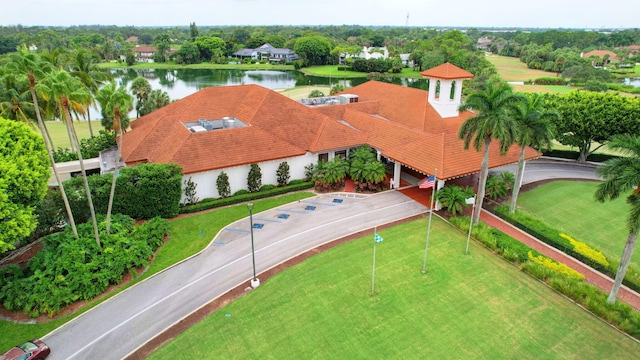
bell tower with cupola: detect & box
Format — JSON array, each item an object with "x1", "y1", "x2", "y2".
[{"x1": 421, "y1": 63, "x2": 474, "y2": 118}]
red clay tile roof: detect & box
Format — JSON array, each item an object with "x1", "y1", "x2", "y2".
[
  {"x1": 122, "y1": 80, "x2": 540, "y2": 180},
  {"x1": 121, "y1": 85, "x2": 363, "y2": 174},
  {"x1": 420, "y1": 62, "x2": 474, "y2": 80},
  {"x1": 581, "y1": 50, "x2": 619, "y2": 61}
]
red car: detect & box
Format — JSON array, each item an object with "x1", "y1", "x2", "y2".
[{"x1": 0, "y1": 339, "x2": 50, "y2": 360}]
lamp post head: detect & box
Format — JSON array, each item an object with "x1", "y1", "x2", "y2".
[{"x1": 247, "y1": 202, "x2": 254, "y2": 211}]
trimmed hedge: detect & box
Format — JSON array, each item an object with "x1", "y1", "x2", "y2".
[
  {"x1": 542, "y1": 149, "x2": 618, "y2": 163},
  {"x1": 180, "y1": 181, "x2": 314, "y2": 214}
]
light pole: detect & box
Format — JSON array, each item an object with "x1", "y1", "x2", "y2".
[
  {"x1": 247, "y1": 203, "x2": 260, "y2": 288},
  {"x1": 465, "y1": 196, "x2": 476, "y2": 255}
]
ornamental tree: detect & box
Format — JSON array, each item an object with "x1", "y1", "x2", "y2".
[
  {"x1": 0, "y1": 118, "x2": 50, "y2": 253},
  {"x1": 545, "y1": 91, "x2": 640, "y2": 163}
]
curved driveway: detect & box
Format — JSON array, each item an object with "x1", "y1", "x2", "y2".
[
  {"x1": 41, "y1": 159, "x2": 600, "y2": 359},
  {"x1": 43, "y1": 192, "x2": 427, "y2": 360}
]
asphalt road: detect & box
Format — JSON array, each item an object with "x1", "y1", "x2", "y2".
[
  {"x1": 42, "y1": 192, "x2": 427, "y2": 360},
  {"x1": 41, "y1": 158, "x2": 600, "y2": 360}
]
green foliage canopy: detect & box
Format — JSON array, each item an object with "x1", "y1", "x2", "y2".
[{"x1": 0, "y1": 118, "x2": 50, "y2": 253}]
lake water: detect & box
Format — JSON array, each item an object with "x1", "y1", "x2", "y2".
[
  {"x1": 110, "y1": 68, "x2": 427, "y2": 100},
  {"x1": 624, "y1": 77, "x2": 640, "y2": 87}
]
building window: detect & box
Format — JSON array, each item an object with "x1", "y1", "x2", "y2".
[
  {"x1": 335, "y1": 150, "x2": 347, "y2": 159},
  {"x1": 318, "y1": 153, "x2": 329, "y2": 163}
]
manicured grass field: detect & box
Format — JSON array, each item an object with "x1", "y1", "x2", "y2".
[
  {"x1": 486, "y1": 55, "x2": 558, "y2": 82},
  {"x1": 0, "y1": 193, "x2": 315, "y2": 353},
  {"x1": 515, "y1": 181, "x2": 636, "y2": 267},
  {"x1": 34, "y1": 120, "x2": 101, "y2": 150},
  {"x1": 302, "y1": 65, "x2": 423, "y2": 78},
  {"x1": 277, "y1": 85, "x2": 333, "y2": 100},
  {"x1": 149, "y1": 217, "x2": 640, "y2": 359}
]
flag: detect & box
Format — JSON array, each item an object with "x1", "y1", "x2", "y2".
[
  {"x1": 374, "y1": 234, "x2": 384, "y2": 243},
  {"x1": 419, "y1": 175, "x2": 436, "y2": 189},
  {"x1": 465, "y1": 196, "x2": 476, "y2": 205}
]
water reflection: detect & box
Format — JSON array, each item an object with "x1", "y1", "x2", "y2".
[{"x1": 109, "y1": 68, "x2": 428, "y2": 100}]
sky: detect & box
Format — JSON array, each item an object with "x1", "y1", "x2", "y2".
[{"x1": 4, "y1": 0, "x2": 639, "y2": 29}]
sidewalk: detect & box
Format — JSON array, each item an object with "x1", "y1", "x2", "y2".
[{"x1": 479, "y1": 209, "x2": 640, "y2": 311}]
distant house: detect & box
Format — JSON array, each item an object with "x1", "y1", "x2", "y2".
[
  {"x1": 125, "y1": 36, "x2": 139, "y2": 44},
  {"x1": 339, "y1": 46, "x2": 389, "y2": 64},
  {"x1": 132, "y1": 45, "x2": 157, "y2": 63},
  {"x1": 233, "y1": 43, "x2": 298, "y2": 63},
  {"x1": 476, "y1": 37, "x2": 504, "y2": 53},
  {"x1": 581, "y1": 50, "x2": 619, "y2": 68}
]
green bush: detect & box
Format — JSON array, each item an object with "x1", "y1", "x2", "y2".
[
  {"x1": 0, "y1": 215, "x2": 168, "y2": 317},
  {"x1": 233, "y1": 189, "x2": 249, "y2": 196},
  {"x1": 52, "y1": 130, "x2": 117, "y2": 162},
  {"x1": 260, "y1": 184, "x2": 276, "y2": 192},
  {"x1": 62, "y1": 163, "x2": 183, "y2": 221},
  {"x1": 533, "y1": 77, "x2": 566, "y2": 85},
  {"x1": 180, "y1": 181, "x2": 314, "y2": 214}
]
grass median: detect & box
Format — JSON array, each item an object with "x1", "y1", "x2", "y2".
[{"x1": 149, "y1": 217, "x2": 640, "y2": 359}]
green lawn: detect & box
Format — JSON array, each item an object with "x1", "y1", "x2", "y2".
[
  {"x1": 486, "y1": 54, "x2": 556, "y2": 82},
  {"x1": 301, "y1": 65, "x2": 423, "y2": 78},
  {"x1": 516, "y1": 181, "x2": 636, "y2": 268},
  {"x1": 38, "y1": 120, "x2": 101, "y2": 149},
  {"x1": 149, "y1": 217, "x2": 640, "y2": 359},
  {"x1": 0, "y1": 192, "x2": 315, "y2": 353}
]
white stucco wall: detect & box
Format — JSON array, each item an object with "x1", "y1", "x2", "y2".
[{"x1": 180, "y1": 152, "x2": 317, "y2": 203}]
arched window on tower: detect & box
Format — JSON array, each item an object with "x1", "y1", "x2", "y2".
[
  {"x1": 435, "y1": 80, "x2": 441, "y2": 99},
  {"x1": 450, "y1": 81, "x2": 456, "y2": 100}
]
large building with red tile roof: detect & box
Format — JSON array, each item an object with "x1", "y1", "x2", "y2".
[{"x1": 121, "y1": 63, "x2": 540, "y2": 202}]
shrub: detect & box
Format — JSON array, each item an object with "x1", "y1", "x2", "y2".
[
  {"x1": 216, "y1": 171, "x2": 231, "y2": 198},
  {"x1": 260, "y1": 184, "x2": 276, "y2": 192},
  {"x1": 527, "y1": 252, "x2": 585, "y2": 280},
  {"x1": 276, "y1": 162, "x2": 290, "y2": 186},
  {"x1": 180, "y1": 181, "x2": 314, "y2": 214},
  {"x1": 62, "y1": 163, "x2": 183, "y2": 221},
  {"x1": 247, "y1": 164, "x2": 262, "y2": 193},
  {"x1": 233, "y1": 189, "x2": 249, "y2": 196},
  {"x1": 0, "y1": 215, "x2": 169, "y2": 317},
  {"x1": 304, "y1": 163, "x2": 316, "y2": 182},
  {"x1": 559, "y1": 233, "x2": 609, "y2": 267},
  {"x1": 52, "y1": 130, "x2": 117, "y2": 162},
  {"x1": 533, "y1": 77, "x2": 566, "y2": 85},
  {"x1": 183, "y1": 176, "x2": 198, "y2": 205}
]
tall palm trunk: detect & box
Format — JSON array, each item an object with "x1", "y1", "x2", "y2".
[
  {"x1": 28, "y1": 74, "x2": 78, "y2": 238},
  {"x1": 86, "y1": 107, "x2": 94, "y2": 138},
  {"x1": 607, "y1": 230, "x2": 639, "y2": 304},
  {"x1": 62, "y1": 96, "x2": 101, "y2": 247},
  {"x1": 509, "y1": 146, "x2": 527, "y2": 213},
  {"x1": 473, "y1": 137, "x2": 492, "y2": 225},
  {"x1": 105, "y1": 108, "x2": 122, "y2": 235}
]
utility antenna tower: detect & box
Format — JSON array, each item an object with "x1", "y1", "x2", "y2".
[{"x1": 406, "y1": 13, "x2": 410, "y2": 26}]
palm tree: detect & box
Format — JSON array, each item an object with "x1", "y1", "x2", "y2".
[
  {"x1": 130, "y1": 76, "x2": 151, "y2": 118},
  {"x1": 37, "y1": 70, "x2": 101, "y2": 247},
  {"x1": 594, "y1": 134, "x2": 640, "y2": 304},
  {"x1": 437, "y1": 185, "x2": 474, "y2": 216},
  {"x1": 458, "y1": 77, "x2": 524, "y2": 224},
  {"x1": 96, "y1": 82, "x2": 133, "y2": 234},
  {"x1": 68, "y1": 48, "x2": 112, "y2": 138},
  {"x1": 509, "y1": 93, "x2": 557, "y2": 213},
  {"x1": 0, "y1": 73, "x2": 35, "y2": 125},
  {"x1": 5, "y1": 47, "x2": 79, "y2": 238},
  {"x1": 139, "y1": 88, "x2": 170, "y2": 117}
]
